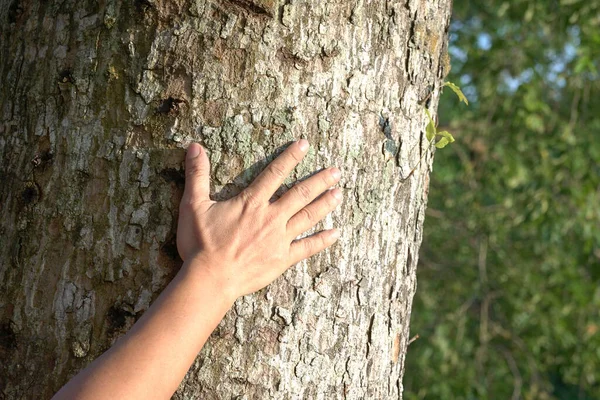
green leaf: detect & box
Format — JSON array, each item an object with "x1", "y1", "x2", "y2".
[
  {"x1": 435, "y1": 137, "x2": 451, "y2": 148},
  {"x1": 425, "y1": 109, "x2": 437, "y2": 141},
  {"x1": 443, "y1": 82, "x2": 469, "y2": 105},
  {"x1": 436, "y1": 131, "x2": 456, "y2": 144}
]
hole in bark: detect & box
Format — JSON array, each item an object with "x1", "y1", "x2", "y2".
[
  {"x1": 379, "y1": 115, "x2": 393, "y2": 140},
  {"x1": 160, "y1": 235, "x2": 181, "y2": 262},
  {"x1": 58, "y1": 69, "x2": 74, "y2": 84},
  {"x1": 21, "y1": 183, "x2": 40, "y2": 205},
  {"x1": 8, "y1": 0, "x2": 23, "y2": 24},
  {"x1": 135, "y1": 0, "x2": 153, "y2": 11},
  {"x1": 159, "y1": 168, "x2": 185, "y2": 186},
  {"x1": 0, "y1": 322, "x2": 17, "y2": 351},
  {"x1": 156, "y1": 97, "x2": 184, "y2": 115},
  {"x1": 32, "y1": 151, "x2": 54, "y2": 168},
  {"x1": 41, "y1": 151, "x2": 54, "y2": 163},
  {"x1": 106, "y1": 306, "x2": 134, "y2": 332},
  {"x1": 223, "y1": 0, "x2": 271, "y2": 16}
]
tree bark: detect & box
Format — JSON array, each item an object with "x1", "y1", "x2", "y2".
[{"x1": 0, "y1": 0, "x2": 452, "y2": 398}]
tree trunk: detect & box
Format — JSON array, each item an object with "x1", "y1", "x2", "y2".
[{"x1": 0, "y1": 0, "x2": 452, "y2": 398}]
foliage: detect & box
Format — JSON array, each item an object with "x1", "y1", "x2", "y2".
[
  {"x1": 444, "y1": 81, "x2": 469, "y2": 106},
  {"x1": 425, "y1": 108, "x2": 456, "y2": 149},
  {"x1": 405, "y1": 1, "x2": 600, "y2": 399}
]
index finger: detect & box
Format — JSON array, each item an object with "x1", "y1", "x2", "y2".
[{"x1": 243, "y1": 139, "x2": 310, "y2": 203}]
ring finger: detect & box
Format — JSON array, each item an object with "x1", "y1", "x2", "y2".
[{"x1": 286, "y1": 188, "x2": 342, "y2": 238}]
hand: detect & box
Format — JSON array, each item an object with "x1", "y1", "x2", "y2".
[{"x1": 176, "y1": 139, "x2": 342, "y2": 300}]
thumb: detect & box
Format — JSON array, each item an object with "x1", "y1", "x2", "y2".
[{"x1": 182, "y1": 143, "x2": 211, "y2": 204}]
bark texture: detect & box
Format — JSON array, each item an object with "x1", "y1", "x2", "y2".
[{"x1": 0, "y1": 0, "x2": 452, "y2": 398}]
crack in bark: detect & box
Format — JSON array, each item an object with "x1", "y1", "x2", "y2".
[
  {"x1": 222, "y1": 0, "x2": 274, "y2": 17},
  {"x1": 366, "y1": 313, "x2": 375, "y2": 358},
  {"x1": 405, "y1": 2, "x2": 418, "y2": 84},
  {"x1": 277, "y1": 0, "x2": 291, "y2": 25}
]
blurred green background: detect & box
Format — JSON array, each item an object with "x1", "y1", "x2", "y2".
[{"x1": 404, "y1": 1, "x2": 600, "y2": 399}]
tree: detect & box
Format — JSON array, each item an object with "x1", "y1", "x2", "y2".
[
  {"x1": 0, "y1": 0, "x2": 452, "y2": 398},
  {"x1": 405, "y1": 1, "x2": 600, "y2": 399}
]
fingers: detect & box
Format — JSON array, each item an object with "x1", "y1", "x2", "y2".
[
  {"x1": 276, "y1": 167, "x2": 341, "y2": 217},
  {"x1": 286, "y1": 188, "x2": 342, "y2": 237},
  {"x1": 289, "y1": 229, "x2": 340, "y2": 265},
  {"x1": 243, "y1": 139, "x2": 309, "y2": 204},
  {"x1": 182, "y1": 143, "x2": 211, "y2": 205}
]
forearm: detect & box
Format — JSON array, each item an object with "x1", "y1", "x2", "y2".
[{"x1": 53, "y1": 257, "x2": 235, "y2": 400}]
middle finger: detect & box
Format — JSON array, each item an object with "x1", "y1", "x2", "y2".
[{"x1": 274, "y1": 167, "x2": 341, "y2": 217}]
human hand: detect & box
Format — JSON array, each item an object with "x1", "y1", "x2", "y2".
[{"x1": 176, "y1": 140, "x2": 342, "y2": 300}]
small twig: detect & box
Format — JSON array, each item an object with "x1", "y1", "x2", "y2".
[
  {"x1": 401, "y1": 138, "x2": 435, "y2": 181},
  {"x1": 408, "y1": 334, "x2": 420, "y2": 346},
  {"x1": 418, "y1": 91, "x2": 433, "y2": 107}
]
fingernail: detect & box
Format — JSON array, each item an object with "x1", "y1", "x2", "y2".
[
  {"x1": 298, "y1": 139, "x2": 309, "y2": 152},
  {"x1": 332, "y1": 189, "x2": 343, "y2": 201},
  {"x1": 188, "y1": 143, "x2": 201, "y2": 159},
  {"x1": 331, "y1": 168, "x2": 341, "y2": 180},
  {"x1": 331, "y1": 229, "x2": 340, "y2": 240}
]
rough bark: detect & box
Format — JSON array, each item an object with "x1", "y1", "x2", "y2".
[{"x1": 0, "y1": 0, "x2": 452, "y2": 398}]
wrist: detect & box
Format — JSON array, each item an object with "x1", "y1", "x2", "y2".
[{"x1": 181, "y1": 254, "x2": 239, "y2": 306}]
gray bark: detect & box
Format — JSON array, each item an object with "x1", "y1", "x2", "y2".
[{"x1": 0, "y1": 0, "x2": 452, "y2": 398}]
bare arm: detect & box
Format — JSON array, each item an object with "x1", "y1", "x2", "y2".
[{"x1": 53, "y1": 140, "x2": 342, "y2": 399}]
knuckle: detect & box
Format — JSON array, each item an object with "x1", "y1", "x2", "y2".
[
  {"x1": 303, "y1": 238, "x2": 315, "y2": 253},
  {"x1": 264, "y1": 210, "x2": 280, "y2": 226},
  {"x1": 179, "y1": 198, "x2": 193, "y2": 210},
  {"x1": 179, "y1": 198, "x2": 201, "y2": 214},
  {"x1": 241, "y1": 190, "x2": 261, "y2": 209},
  {"x1": 319, "y1": 234, "x2": 329, "y2": 247},
  {"x1": 322, "y1": 171, "x2": 334, "y2": 186},
  {"x1": 325, "y1": 193, "x2": 338, "y2": 208},
  {"x1": 268, "y1": 163, "x2": 287, "y2": 180},
  {"x1": 289, "y1": 149, "x2": 303, "y2": 163},
  {"x1": 293, "y1": 183, "x2": 312, "y2": 203},
  {"x1": 185, "y1": 163, "x2": 203, "y2": 179},
  {"x1": 299, "y1": 207, "x2": 316, "y2": 225}
]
